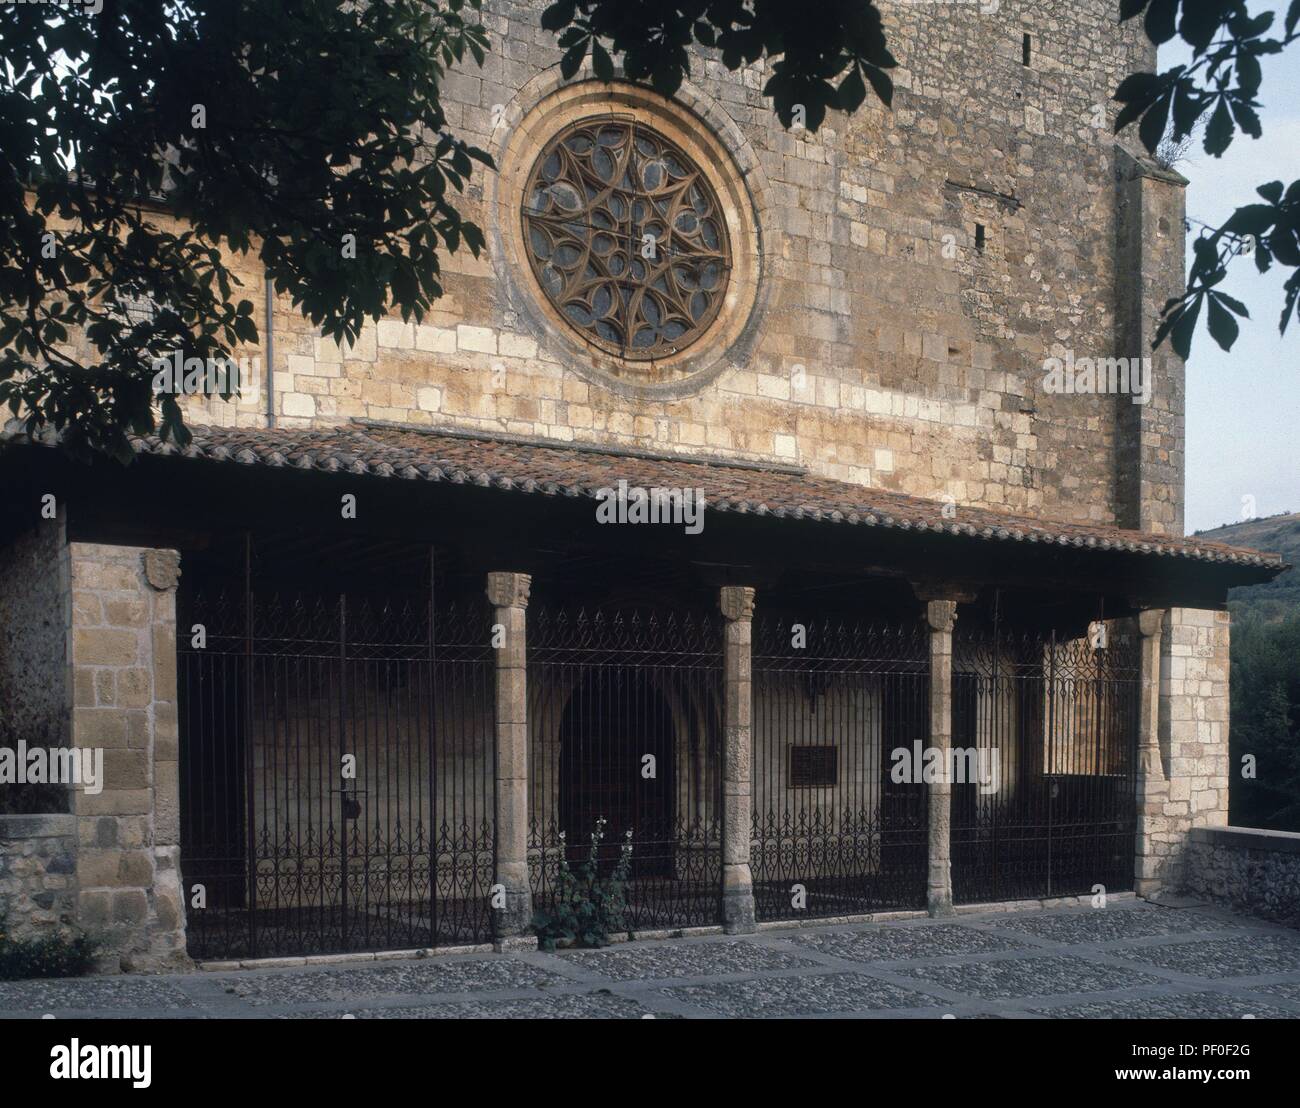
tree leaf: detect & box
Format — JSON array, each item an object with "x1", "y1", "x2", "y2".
[
  {"x1": 1257, "y1": 180, "x2": 1285, "y2": 204},
  {"x1": 1170, "y1": 295, "x2": 1203, "y2": 359},
  {"x1": 862, "y1": 64, "x2": 893, "y2": 109},
  {"x1": 1179, "y1": 0, "x2": 1229, "y2": 50},
  {"x1": 1144, "y1": 0, "x2": 1179, "y2": 44},
  {"x1": 837, "y1": 65, "x2": 867, "y2": 113},
  {"x1": 1203, "y1": 97, "x2": 1234, "y2": 156},
  {"x1": 1229, "y1": 95, "x2": 1262, "y2": 140},
  {"x1": 592, "y1": 40, "x2": 614, "y2": 81},
  {"x1": 540, "y1": 2, "x2": 576, "y2": 32},
  {"x1": 1138, "y1": 88, "x2": 1174, "y2": 152},
  {"x1": 1206, "y1": 292, "x2": 1241, "y2": 350}
]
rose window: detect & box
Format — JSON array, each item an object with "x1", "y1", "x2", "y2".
[{"x1": 521, "y1": 117, "x2": 731, "y2": 360}]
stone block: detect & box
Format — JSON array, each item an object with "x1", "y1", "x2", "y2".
[{"x1": 73, "y1": 628, "x2": 140, "y2": 667}]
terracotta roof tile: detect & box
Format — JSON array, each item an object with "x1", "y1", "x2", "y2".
[{"x1": 101, "y1": 421, "x2": 1288, "y2": 573}]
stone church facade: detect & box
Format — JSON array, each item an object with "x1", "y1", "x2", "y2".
[{"x1": 0, "y1": 0, "x2": 1287, "y2": 971}]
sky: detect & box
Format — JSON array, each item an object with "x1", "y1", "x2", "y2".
[{"x1": 1160, "y1": 29, "x2": 1300, "y2": 533}]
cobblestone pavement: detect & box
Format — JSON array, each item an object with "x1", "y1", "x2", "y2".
[{"x1": 3, "y1": 899, "x2": 1299, "y2": 1019}]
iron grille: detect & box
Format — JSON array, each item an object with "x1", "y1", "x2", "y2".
[
  {"x1": 951, "y1": 619, "x2": 1140, "y2": 903},
  {"x1": 527, "y1": 606, "x2": 725, "y2": 931},
  {"x1": 751, "y1": 615, "x2": 930, "y2": 922},
  {"x1": 178, "y1": 583, "x2": 495, "y2": 960}
]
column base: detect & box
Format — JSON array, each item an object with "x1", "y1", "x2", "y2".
[
  {"x1": 492, "y1": 886, "x2": 534, "y2": 943},
  {"x1": 722, "y1": 864, "x2": 757, "y2": 934},
  {"x1": 927, "y1": 888, "x2": 956, "y2": 918}
]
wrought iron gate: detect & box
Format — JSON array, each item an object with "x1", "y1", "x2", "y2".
[
  {"x1": 751, "y1": 616, "x2": 930, "y2": 921},
  {"x1": 951, "y1": 620, "x2": 1139, "y2": 902},
  {"x1": 527, "y1": 607, "x2": 724, "y2": 931},
  {"x1": 178, "y1": 581, "x2": 495, "y2": 960}
]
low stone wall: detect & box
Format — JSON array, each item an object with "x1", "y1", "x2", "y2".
[
  {"x1": 0, "y1": 814, "x2": 78, "y2": 941},
  {"x1": 1182, "y1": 826, "x2": 1300, "y2": 927}
]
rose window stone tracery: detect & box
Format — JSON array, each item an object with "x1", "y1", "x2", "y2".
[{"x1": 521, "y1": 117, "x2": 731, "y2": 360}]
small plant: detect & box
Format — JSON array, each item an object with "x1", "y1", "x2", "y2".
[
  {"x1": 532, "y1": 819, "x2": 633, "y2": 951},
  {"x1": 0, "y1": 913, "x2": 98, "y2": 981}
]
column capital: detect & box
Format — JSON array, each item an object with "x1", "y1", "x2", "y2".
[
  {"x1": 1137, "y1": 608, "x2": 1167, "y2": 638},
  {"x1": 718, "y1": 585, "x2": 756, "y2": 623},
  {"x1": 486, "y1": 571, "x2": 531, "y2": 610},
  {"x1": 143, "y1": 549, "x2": 181, "y2": 592},
  {"x1": 924, "y1": 599, "x2": 959, "y2": 634}
]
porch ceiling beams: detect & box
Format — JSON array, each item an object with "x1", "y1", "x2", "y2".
[
  {"x1": 51, "y1": 421, "x2": 1278, "y2": 574},
  {"x1": 14, "y1": 445, "x2": 1269, "y2": 615}
]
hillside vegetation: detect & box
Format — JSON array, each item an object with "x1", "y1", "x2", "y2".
[{"x1": 1196, "y1": 512, "x2": 1300, "y2": 626}]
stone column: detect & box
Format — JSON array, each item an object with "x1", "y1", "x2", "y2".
[
  {"x1": 486, "y1": 571, "x2": 532, "y2": 944},
  {"x1": 923, "y1": 599, "x2": 958, "y2": 917},
  {"x1": 1134, "y1": 609, "x2": 1169, "y2": 898},
  {"x1": 719, "y1": 586, "x2": 757, "y2": 934}
]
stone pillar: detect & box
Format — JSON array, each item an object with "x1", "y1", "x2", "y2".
[
  {"x1": 1132, "y1": 606, "x2": 1231, "y2": 899},
  {"x1": 719, "y1": 586, "x2": 757, "y2": 934},
  {"x1": 923, "y1": 599, "x2": 958, "y2": 917},
  {"x1": 1134, "y1": 609, "x2": 1169, "y2": 897},
  {"x1": 486, "y1": 571, "x2": 532, "y2": 943},
  {"x1": 69, "y1": 544, "x2": 188, "y2": 972}
]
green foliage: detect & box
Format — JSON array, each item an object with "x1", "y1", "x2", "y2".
[
  {"x1": 1, "y1": 0, "x2": 904, "y2": 463},
  {"x1": 1230, "y1": 613, "x2": 1300, "y2": 830},
  {"x1": 0, "y1": 914, "x2": 98, "y2": 980},
  {"x1": 1114, "y1": 0, "x2": 1300, "y2": 357},
  {"x1": 540, "y1": 0, "x2": 896, "y2": 132},
  {"x1": 1, "y1": 0, "x2": 493, "y2": 461},
  {"x1": 532, "y1": 819, "x2": 634, "y2": 951},
  {"x1": 7, "y1": 1, "x2": 1288, "y2": 457}
]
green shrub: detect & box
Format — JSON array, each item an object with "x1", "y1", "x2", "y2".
[
  {"x1": 0, "y1": 914, "x2": 98, "y2": 980},
  {"x1": 532, "y1": 819, "x2": 633, "y2": 951}
]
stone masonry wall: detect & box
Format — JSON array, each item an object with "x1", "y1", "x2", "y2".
[
  {"x1": 69, "y1": 544, "x2": 188, "y2": 972},
  {"x1": 1181, "y1": 827, "x2": 1300, "y2": 927},
  {"x1": 1115, "y1": 151, "x2": 1187, "y2": 536},
  {"x1": 128, "y1": 0, "x2": 1175, "y2": 533},
  {"x1": 0, "y1": 512, "x2": 72, "y2": 779},
  {"x1": 0, "y1": 814, "x2": 78, "y2": 942}
]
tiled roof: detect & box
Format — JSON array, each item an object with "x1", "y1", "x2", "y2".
[{"x1": 102, "y1": 421, "x2": 1287, "y2": 573}]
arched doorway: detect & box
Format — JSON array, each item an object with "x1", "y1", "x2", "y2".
[{"x1": 558, "y1": 668, "x2": 676, "y2": 878}]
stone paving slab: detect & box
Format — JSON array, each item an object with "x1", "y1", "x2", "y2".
[
  {"x1": 1028, "y1": 992, "x2": 1298, "y2": 1020},
  {"x1": 781, "y1": 922, "x2": 1028, "y2": 962},
  {"x1": 1, "y1": 901, "x2": 1297, "y2": 1019},
  {"x1": 662, "y1": 971, "x2": 942, "y2": 1017},
  {"x1": 1256, "y1": 980, "x2": 1300, "y2": 1003},
  {"x1": 0, "y1": 978, "x2": 200, "y2": 1013},
  {"x1": 202, "y1": 956, "x2": 568, "y2": 1007},
  {"x1": 984, "y1": 906, "x2": 1242, "y2": 944},
  {"x1": 278, "y1": 992, "x2": 656, "y2": 1020},
  {"x1": 557, "y1": 938, "x2": 820, "y2": 981},
  {"x1": 1107, "y1": 933, "x2": 1300, "y2": 979},
  {"x1": 891, "y1": 953, "x2": 1168, "y2": 1000}
]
